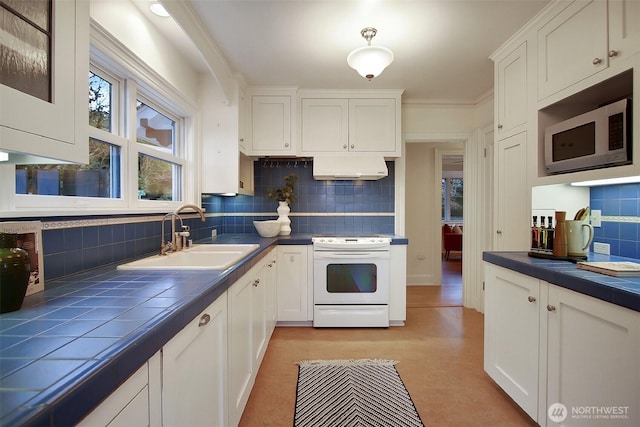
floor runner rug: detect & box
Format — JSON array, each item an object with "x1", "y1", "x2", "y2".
[{"x1": 294, "y1": 359, "x2": 424, "y2": 427}]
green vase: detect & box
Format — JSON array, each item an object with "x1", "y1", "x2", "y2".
[{"x1": 0, "y1": 233, "x2": 31, "y2": 313}]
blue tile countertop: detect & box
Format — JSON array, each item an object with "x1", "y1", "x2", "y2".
[
  {"x1": 483, "y1": 251, "x2": 640, "y2": 312},
  {"x1": 0, "y1": 233, "x2": 408, "y2": 426}
]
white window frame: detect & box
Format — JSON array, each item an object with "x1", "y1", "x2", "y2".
[{"x1": 7, "y1": 22, "x2": 200, "y2": 216}]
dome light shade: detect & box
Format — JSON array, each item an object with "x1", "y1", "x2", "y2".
[{"x1": 347, "y1": 28, "x2": 394, "y2": 80}]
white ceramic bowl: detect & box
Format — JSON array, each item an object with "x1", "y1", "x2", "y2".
[{"x1": 253, "y1": 220, "x2": 281, "y2": 237}]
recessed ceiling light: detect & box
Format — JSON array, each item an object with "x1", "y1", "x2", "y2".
[{"x1": 149, "y1": 2, "x2": 170, "y2": 17}]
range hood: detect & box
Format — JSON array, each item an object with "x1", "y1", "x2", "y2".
[{"x1": 313, "y1": 155, "x2": 388, "y2": 180}]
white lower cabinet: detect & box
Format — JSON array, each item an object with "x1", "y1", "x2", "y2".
[
  {"x1": 485, "y1": 263, "x2": 640, "y2": 426},
  {"x1": 484, "y1": 264, "x2": 540, "y2": 419},
  {"x1": 228, "y1": 247, "x2": 276, "y2": 426},
  {"x1": 545, "y1": 285, "x2": 639, "y2": 427},
  {"x1": 162, "y1": 295, "x2": 228, "y2": 427},
  {"x1": 276, "y1": 245, "x2": 310, "y2": 322},
  {"x1": 77, "y1": 352, "x2": 161, "y2": 427}
]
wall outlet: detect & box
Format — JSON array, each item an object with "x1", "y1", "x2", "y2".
[
  {"x1": 211, "y1": 229, "x2": 217, "y2": 238},
  {"x1": 593, "y1": 242, "x2": 610, "y2": 255},
  {"x1": 590, "y1": 209, "x2": 601, "y2": 227}
]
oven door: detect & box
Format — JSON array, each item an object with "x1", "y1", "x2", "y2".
[{"x1": 313, "y1": 251, "x2": 390, "y2": 305}]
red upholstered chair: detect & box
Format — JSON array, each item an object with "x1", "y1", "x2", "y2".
[{"x1": 442, "y1": 224, "x2": 462, "y2": 260}]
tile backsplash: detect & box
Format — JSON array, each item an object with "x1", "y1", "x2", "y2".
[
  {"x1": 590, "y1": 183, "x2": 640, "y2": 259},
  {"x1": 1, "y1": 160, "x2": 396, "y2": 281}
]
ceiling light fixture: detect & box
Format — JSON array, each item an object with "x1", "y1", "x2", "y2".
[
  {"x1": 347, "y1": 27, "x2": 394, "y2": 80},
  {"x1": 149, "y1": 2, "x2": 170, "y2": 17}
]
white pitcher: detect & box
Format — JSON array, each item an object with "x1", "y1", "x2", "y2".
[{"x1": 566, "y1": 220, "x2": 594, "y2": 257}]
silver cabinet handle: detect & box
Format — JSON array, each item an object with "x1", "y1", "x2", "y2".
[
  {"x1": 284, "y1": 142, "x2": 290, "y2": 147},
  {"x1": 497, "y1": 124, "x2": 503, "y2": 129},
  {"x1": 198, "y1": 313, "x2": 211, "y2": 327},
  {"x1": 253, "y1": 278, "x2": 260, "y2": 287},
  {"x1": 528, "y1": 296, "x2": 536, "y2": 303},
  {"x1": 350, "y1": 144, "x2": 355, "y2": 149},
  {"x1": 608, "y1": 50, "x2": 619, "y2": 58},
  {"x1": 547, "y1": 304, "x2": 556, "y2": 312},
  {"x1": 343, "y1": 144, "x2": 348, "y2": 149},
  {"x1": 496, "y1": 230, "x2": 502, "y2": 235},
  {"x1": 592, "y1": 57, "x2": 602, "y2": 65}
]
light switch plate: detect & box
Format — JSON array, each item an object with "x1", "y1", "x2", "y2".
[
  {"x1": 593, "y1": 242, "x2": 610, "y2": 255},
  {"x1": 591, "y1": 209, "x2": 601, "y2": 227}
]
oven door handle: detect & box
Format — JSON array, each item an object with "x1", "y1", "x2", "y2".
[{"x1": 315, "y1": 252, "x2": 390, "y2": 260}]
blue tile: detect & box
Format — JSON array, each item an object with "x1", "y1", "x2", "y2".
[
  {"x1": 41, "y1": 320, "x2": 105, "y2": 337},
  {"x1": 98, "y1": 225, "x2": 113, "y2": 245},
  {"x1": 0, "y1": 390, "x2": 39, "y2": 415},
  {"x1": 75, "y1": 307, "x2": 130, "y2": 320},
  {"x1": 620, "y1": 199, "x2": 638, "y2": 216},
  {"x1": 43, "y1": 229, "x2": 65, "y2": 255},
  {"x1": 37, "y1": 307, "x2": 93, "y2": 320},
  {"x1": 63, "y1": 228, "x2": 82, "y2": 252},
  {"x1": 82, "y1": 227, "x2": 100, "y2": 249},
  {"x1": 0, "y1": 336, "x2": 73, "y2": 358},
  {"x1": 2, "y1": 320, "x2": 65, "y2": 336},
  {"x1": 0, "y1": 359, "x2": 86, "y2": 390},
  {"x1": 43, "y1": 337, "x2": 120, "y2": 359},
  {"x1": 84, "y1": 319, "x2": 147, "y2": 338}
]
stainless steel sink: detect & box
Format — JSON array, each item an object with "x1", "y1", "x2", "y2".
[{"x1": 117, "y1": 244, "x2": 260, "y2": 270}]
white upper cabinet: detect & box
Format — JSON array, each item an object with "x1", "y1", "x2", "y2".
[
  {"x1": 0, "y1": 0, "x2": 89, "y2": 163},
  {"x1": 300, "y1": 91, "x2": 402, "y2": 157},
  {"x1": 537, "y1": 0, "x2": 607, "y2": 100},
  {"x1": 608, "y1": 0, "x2": 640, "y2": 64},
  {"x1": 537, "y1": 0, "x2": 640, "y2": 101},
  {"x1": 348, "y1": 98, "x2": 398, "y2": 153},
  {"x1": 201, "y1": 77, "x2": 254, "y2": 195},
  {"x1": 301, "y1": 98, "x2": 349, "y2": 152},
  {"x1": 495, "y1": 42, "x2": 528, "y2": 140},
  {"x1": 247, "y1": 89, "x2": 296, "y2": 156}
]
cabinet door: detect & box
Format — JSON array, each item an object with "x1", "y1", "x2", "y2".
[
  {"x1": 265, "y1": 253, "x2": 278, "y2": 337},
  {"x1": 484, "y1": 264, "x2": 540, "y2": 420},
  {"x1": 77, "y1": 362, "x2": 149, "y2": 427},
  {"x1": 0, "y1": 0, "x2": 89, "y2": 163},
  {"x1": 348, "y1": 99, "x2": 397, "y2": 153},
  {"x1": 608, "y1": 0, "x2": 640, "y2": 64},
  {"x1": 301, "y1": 98, "x2": 349, "y2": 153},
  {"x1": 250, "y1": 95, "x2": 292, "y2": 154},
  {"x1": 494, "y1": 132, "x2": 529, "y2": 251},
  {"x1": 252, "y1": 264, "x2": 268, "y2": 369},
  {"x1": 537, "y1": 0, "x2": 608, "y2": 100},
  {"x1": 163, "y1": 295, "x2": 228, "y2": 427},
  {"x1": 546, "y1": 285, "x2": 640, "y2": 427},
  {"x1": 228, "y1": 277, "x2": 255, "y2": 427},
  {"x1": 276, "y1": 246, "x2": 308, "y2": 322},
  {"x1": 496, "y1": 42, "x2": 527, "y2": 139}
]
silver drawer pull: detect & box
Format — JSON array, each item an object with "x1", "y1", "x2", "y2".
[
  {"x1": 547, "y1": 304, "x2": 556, "y2": 312},
  {"x1": 528, "y1": 296, "x2": 536, "y2": 303},
  {"x1": 592, "y1": 57, "x2": 602, "y2": 65},
  {"x1": 198, "y1": 313, "x2": 211, "y2": 326}
]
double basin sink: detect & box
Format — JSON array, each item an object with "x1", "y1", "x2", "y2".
[{"x1": 117, "y1": 244, "x2": 260, "y2": 270}]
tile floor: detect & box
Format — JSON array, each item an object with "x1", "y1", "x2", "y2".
[{"x1": 238, "y1": 262, "x2": 537, "y2": 426}]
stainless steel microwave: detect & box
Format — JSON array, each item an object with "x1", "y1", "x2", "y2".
[{"x1": 544, "y1": 98, "x2": 631, "y2": 174}]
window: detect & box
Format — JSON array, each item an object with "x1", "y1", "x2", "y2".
[
  {"x1": 442, "y1": 177, "x2": 463, "y2": 222},
  {"x1": 16, "y1": 68, "x2": 122, "y2": 199},
  {"x1": 135, "y1": 100, "x2": 182, "y2": 201},
  {"x1": 13, "y1": 48, "x2": 194, "y2": 212}
]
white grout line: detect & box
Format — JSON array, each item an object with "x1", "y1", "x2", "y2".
[
  {"x1": 42, "y1": 212, "x2": 394, "y2": 229},
  {"x1": 600, "y1": 216, "x2": 640, "y2": 223}
]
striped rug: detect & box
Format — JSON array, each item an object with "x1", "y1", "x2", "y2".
[{"x1": 294, "y1": 359, "x2": 424, "y2": 427}]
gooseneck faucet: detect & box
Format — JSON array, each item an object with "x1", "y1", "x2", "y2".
[{"x1": 160, "y1": 204, "x2": 206, "y2": 255}]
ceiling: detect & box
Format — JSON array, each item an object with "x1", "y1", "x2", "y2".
[{"x1": 139, "y1": 0, "x2": 551, "y2": 103}]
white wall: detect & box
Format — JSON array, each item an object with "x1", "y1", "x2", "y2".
[
  {"x1": 401, "y1": 96, "x2": 493, "y2": 288},
  {"x1": 90, "y1": 0, "x2": 200, "y2": 103}
]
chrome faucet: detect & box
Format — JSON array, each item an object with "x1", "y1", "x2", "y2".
[{"x1": 160, "y1": 204, "x2": 206, "y2": 255}]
